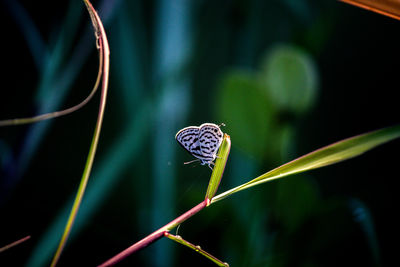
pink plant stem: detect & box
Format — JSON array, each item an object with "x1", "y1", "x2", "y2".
[
  {"x1": 0, "y1": 235, "x2": 31, "y2": 253},
  {"x1": 98, "y1": 200, "x2": 208, "y2": 267}
]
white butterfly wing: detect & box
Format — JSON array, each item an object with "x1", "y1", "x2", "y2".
[
  {"x1": 198, "y1": 123, "x2": 223, "y2": 162},
  {"x1": 175, "y1": 126, "x2": 201, "y2": 157},
  {"x1": 176, "y1": 123, "x2": 224, "y2": 167}
]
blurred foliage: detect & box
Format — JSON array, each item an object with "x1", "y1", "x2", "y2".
[
  {"x1": 261, "y1": 45, "x2": 318, "y2": 114},
  {"x1": 216, "y1": 70, "x2": 273, "y2": 159},
  {"x1": 0, "y1": 0, "x2": 399, "y2": 267},
  {"x1": 216, "y1": 44, "x2": 318, "y2": 161}
]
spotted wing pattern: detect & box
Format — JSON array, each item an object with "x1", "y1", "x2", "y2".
[
  {"x1": 198, "y1": 123, "x2": 223, "y2": 162},
  {"x1": 175, "y1": 123, "x2": 224, "y2": 167}
]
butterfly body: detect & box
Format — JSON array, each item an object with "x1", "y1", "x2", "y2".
[{"x1": 175, "y1": 123, "x2": 224, "y2": 168}]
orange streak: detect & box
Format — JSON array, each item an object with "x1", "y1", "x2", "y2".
[{"x1": 340, "y1": 0, "x2": 400, "y2": 21}]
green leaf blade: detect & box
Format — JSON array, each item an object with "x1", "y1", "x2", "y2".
[
  {"x1": 205, "y1": 134, "x2": 231, "y2": 201},
  {"x1": 211, "y1": 125, "x2": 400, "y2": 203}
]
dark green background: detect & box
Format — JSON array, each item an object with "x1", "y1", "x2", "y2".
[{"x1": 1, "y1": 1, "x2": 399, "y2": 266}]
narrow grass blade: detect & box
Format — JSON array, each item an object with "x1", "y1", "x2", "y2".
[
  {"x1": 205, "y1": 134, "x2": 231, "y2": 202},
  {"x1": 26, "y1": 103, "x2": 151, "y2": 267},
  {"x1": 212, "y1": 125, "x2": 400, "y2": 203},
  {"x1": 165, "y1": 233, "x2": 229, "y2": 267},
  {"x1": 50, "y1": 1, "x2": 110, "y2": 266}
]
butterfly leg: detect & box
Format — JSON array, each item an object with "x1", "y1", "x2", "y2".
[
  {"x1": 207, "y1": 161, "x2": 216, "y2": 170},
  {"x1": 207, "y1": 163, "x2": 213, "y2": 170}
]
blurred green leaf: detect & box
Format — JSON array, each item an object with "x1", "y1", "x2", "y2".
[
  {"x1": 212, "y1": 125, "x2": 400, "y2": 203},
  {"x1": 262, "y1": 124, "x2": 296, "y2": 163},
  {"x1": 216, "y1": 70, "x2": 273, "y2": 158},
  {"x1": 260, "y1": 44, "x2": 318, "y2": 113},
  {"x1": 273, "y1": 176, "x2": 320, "y2": 232}
]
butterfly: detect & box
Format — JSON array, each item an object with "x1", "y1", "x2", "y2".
[{"x1": 175, "y1": 123, "x2": 224, "y2": 169}]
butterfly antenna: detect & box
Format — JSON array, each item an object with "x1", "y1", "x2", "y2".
[
  {"x1": 219, "y1": 123, "x2": 226, "y2": 128},
  {"x1": 184, "y1": 159, "x2": 201, "y2": 165}
]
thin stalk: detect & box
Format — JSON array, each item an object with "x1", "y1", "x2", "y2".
[
  {"x1": 98, "y1": 200, "x2": 208, "y2": 267},
  {"x1": 165, "y1": 233, "x2": 229, "y2": 267},
  {"x1": 0, "y1": 68, "x2": 101, "y2": 126},
  {"x1": 0, "y1": 58, "x2": 102, "y2": 126},
  {"x1": 0, "y1": 235, "x2": 31, "y2": 253},
  {"x1": 50, "y1": 1, "x2": 110, "y2": 266}
]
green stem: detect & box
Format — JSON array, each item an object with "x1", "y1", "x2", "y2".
[
  {"x1": 50, "y1": 1, "x2": 110, "y2": 266},
  {"x1": 165, "y1": 233, "x2": 229, "y2": 266}
]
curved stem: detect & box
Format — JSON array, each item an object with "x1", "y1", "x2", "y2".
[
  {"x1": 50, "y1": 1, "x2": 110, "y2": 266},
  {"x1": 0, "y1": 4, "x2": 102, "y2": 127},
  {"x1": 0, "y1": 50, "x2": 102, "y2": 127}
]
